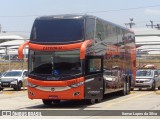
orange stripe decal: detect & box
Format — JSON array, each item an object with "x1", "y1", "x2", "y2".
[
  {"x1": 29, "y1": 42, "x2": 82, "y2": 51},
  {"x1": 18, "y1": 41, "x2": 29, "y2": 59},
  {"x1": 80, "y1": 40, "x2": 93, "y2": 59},
  {"x1": 28, "y1": 77, "x2": 84, "y2": 87}
]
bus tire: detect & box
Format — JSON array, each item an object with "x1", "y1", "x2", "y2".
[
  {"x1": 42, "y1": 99, "x2": 52, "y2": 105},
  {"x1": 119, "y1": 78, "x2": 127, "y2": 96},
  {"x1": 90, "y1": 99, "x2": 96, "y2": 104},
  {"x1": 126, "y1": 79, "x2": 130, "y2": 95},
  {"x1": 85, "y1": 99, "x2": 96, "y2": 105},
  {"x1": 96, "y1": 99, "x2": 102, "y2": 103}
]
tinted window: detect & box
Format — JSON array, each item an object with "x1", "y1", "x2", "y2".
[
  {"x1": 85, "y1": 18, "x2": 95, "y2": 40},
  {"x1": 95, "y1": 20, "x2": 105, "y2": 42},
  {"x1": 30, "y1": 19, "x2": 84, "y2": 44},
  {"x1": 136, "y1": 70, "x2": 153, "y2": 77},
  {"x1": 154, "y1": 71, "x2": 158, "y2": 76},
  {"x1": 86, "y1": 56, "x2": 103, "y2": 74},
  {"x1": 4, "y1": 71, "x2": 22, "y2": 77},
  {"x1": 29, "y1": 50, "x2": 82, "y2": 80}
]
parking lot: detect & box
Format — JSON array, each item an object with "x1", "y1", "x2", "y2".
[
  {"x1": 0, "y1": 88, "x2": 160, "y2": 110},
  {"x1": 0, "y1": 88, "x2": 160, "y2": 119}
]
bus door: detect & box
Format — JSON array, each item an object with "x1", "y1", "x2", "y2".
[{"x1": 84, "y1": 56, "x2": 104, "y2": 100}]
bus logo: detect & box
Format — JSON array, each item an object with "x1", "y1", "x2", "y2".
[
  {"x1": 51, "y1": 88, "x2": 55, "y2": 92},
  {"x1": 43, "y1": 47, "x2": 63, "y2": 51}
]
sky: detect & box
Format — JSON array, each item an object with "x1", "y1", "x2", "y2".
[{"x1": 0, "y1": 0, "x2": 160, "y2": 37}]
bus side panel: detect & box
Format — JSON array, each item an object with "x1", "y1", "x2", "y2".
[{"x1": 84, "y1": 73, "x2": 103, "y2": 99}]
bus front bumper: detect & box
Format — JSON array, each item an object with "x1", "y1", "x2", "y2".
[{"x1": 28, "y1": 85, "x2": 84, "y2": 100}]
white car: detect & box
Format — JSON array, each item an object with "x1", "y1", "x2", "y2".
[
  {"x1": 135, "y1": 69, "x2": 160, "y2": 91},
  {"x1": 0, "y1": 70, "x2": 28, "y2": 91}
]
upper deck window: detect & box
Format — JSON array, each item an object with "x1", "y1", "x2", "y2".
[{"x1": 30, "y1": 18, "x2": 84, "y2": 44}]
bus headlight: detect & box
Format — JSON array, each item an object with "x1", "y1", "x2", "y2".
[
  {"x1": 28, "y1": 82, "x2": 37, "y2": 88},
  {"x1": 70, "y1": 82, "x2": 84, "y2": 88}
]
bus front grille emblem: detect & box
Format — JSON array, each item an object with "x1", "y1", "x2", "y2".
[{"x1": 51, "y1": 88, "x2": 55, "y2": 92}]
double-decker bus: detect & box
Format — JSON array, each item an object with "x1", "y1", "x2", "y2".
[{"x1": 18, "y1": 14, "x2": 136, "y2": 105}]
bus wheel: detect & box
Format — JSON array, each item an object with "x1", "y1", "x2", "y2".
[
  {"x1": 96, "y1": 99, "x2": 102, "y2": 103},
  {"x1": 85, "y1": 99, "x2": 96, "y2": 105},
  {"x1": 126, "y1": 80, "x2": 130, "y2": 95},
  {"x1": 53, "y1": 100, "x2": 60, "y2": 104},
  {"x1": 119, "y1": 80, "x2": 127, "y2": 96},
  {"x1": 42, "y1": 99, "x2": 52, "y2": 105},
  {"x1": 90, "y1": 99, "x2": 96, "y2": 104}
]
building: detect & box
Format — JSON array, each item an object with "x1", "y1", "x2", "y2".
[{"x1": 0, "y1": 33, "x2": 29, "y2": 57}]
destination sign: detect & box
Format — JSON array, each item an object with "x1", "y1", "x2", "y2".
[{"x1": 42, "y1": 46, "x2": 63, "y2": 50}]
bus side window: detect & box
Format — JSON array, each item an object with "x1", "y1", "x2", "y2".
[
  {"x1": 86, "y1": 56, "x2": 103, "y2": 74},
  {"x1": 95, "y1": 20, "x2": 105, "y2": 42},
  {"x1": 89, "y1": 59, "x2": 101, "y2": 72}
]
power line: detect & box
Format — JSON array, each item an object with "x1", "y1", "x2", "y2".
[
  {"x1": 0, "y1": 15, "x2": 39, "y2": 18},
  {"x1": 0, "y1": 24, "x2": 1, "y2": 33},
  {"x1": 155, "y1": 24, "x2": 160, "y2": 30},
  {"x1": 146, "y1": 20, "x2": 156, "y2": 28},
  {"x1": 0, "y1": 4, "x2": 160, "y2": 18},
  {"x1": 5, "y1": 31, "x2": 30, "y2": 33},
  {"x1": 86, "y1": 4, "x2": 160, "y2": 14}
]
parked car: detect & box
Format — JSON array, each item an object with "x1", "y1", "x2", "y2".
[
  {"x1": 1, "y1": 54, "x2": 19, "y2": 61},
  {"x1": 135, "y1": 69, "x2": 160, "y2": 91},
  {"x1": 0, "y1": 70, "x2": 28, "y2": 91}
]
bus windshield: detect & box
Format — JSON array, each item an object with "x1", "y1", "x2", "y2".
[
  {"x1": 29, "y1": 49, "x2": 82, "y2": 80},
  {"x1": 30, "y1": 19, "x2": 84, "y2": 43}
]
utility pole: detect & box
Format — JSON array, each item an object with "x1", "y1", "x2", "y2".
[
  {"x1": 0, "y1": 24, "x2": 1, "y2": 33},
  {"x1": 146, "y1": 20, "x2": 155, "y2": 28},
  {"x1": 125, "y1": 18, "x2": 135, "y2": 28},
  {"x1": 155, "y1": 24, "x2": 160, "y2": 30}
]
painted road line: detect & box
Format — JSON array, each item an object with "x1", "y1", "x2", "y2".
[
  {"x1": 0, "y1": 90, "x2": 27, "y2": 95},
  {"x1": 2, "y1": 91, "x2": 14, "y2": 94},
  {"x1": 130, "y1": 91, "x2": 135, "y2": 94},
  {"x1": 105, "y1": 92, "x2": 153, "y2": 107},
  {"x1": 155, "y1": 90, "x2": 160, "y2": 95}
]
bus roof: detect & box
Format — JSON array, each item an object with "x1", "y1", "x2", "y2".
[
  {"x1": 36, "y1": 14, "x2": 95, "y2": 20},
  {"x1": 35, "y1": 14, "x2": 132, "y2": 33}
]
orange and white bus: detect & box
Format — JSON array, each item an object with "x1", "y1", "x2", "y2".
[{"x1": 18, "y1": 15, "x2": 136, "y2": 105}]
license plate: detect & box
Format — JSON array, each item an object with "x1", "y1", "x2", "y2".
[
  {"x1": 48, "y1": 95, "x2": 58, "y2": 99},
  {"x1": 2, "y1": 83, "x2": 9, "y2": 86}
]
